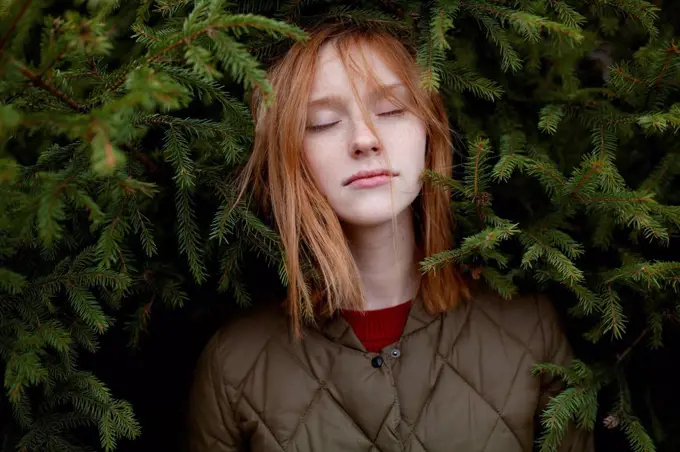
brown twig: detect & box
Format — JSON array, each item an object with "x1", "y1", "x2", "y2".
[
  {"x1": 14, "y1": 61, "x2": 87, "y2": 112},
  {"x1": 533, "y1": 162, "x2": 566, "y2": 187},
  {"x1": 577, "y1": 196, "x2": 652, "y2": 203},
  {"x1": 123, "y1": 144, "x2": 160, "y2": 174},
  {"x1": 611, "y1": 66, "x2": 647, "y2": 87},
  {"x1": 653, "y1": 46, "x2": 676, "y2": 87},
  {"x1": 85, "y1": 51, "x2": 105, "y2": 82},
  {"x1": 35, "y1": 45, "x2": 70, "y2": 81},
  {"x1": 616, "y1": 325, "x2": 650, "y2": 365},
  {"x1": 63, "y1": 70, "x2": 100, "y2": 80},
  {"x1": 571, "y1": 160, "x2": 602, "y2": 195},
  {"x1": 0, "y1": 0, "x2": 33, "y2": 56},
  {"x1": 110, "y1": 19, "x2": 303, "y2": 93}
]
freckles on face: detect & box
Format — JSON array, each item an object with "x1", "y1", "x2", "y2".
[{"x1": 302, "y1": 42, "x2": 427, "y2": 227}]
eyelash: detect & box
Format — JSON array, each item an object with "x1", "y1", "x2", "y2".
[{"x1": 306, "y1": 109, "x2": 405, "y2": 132}]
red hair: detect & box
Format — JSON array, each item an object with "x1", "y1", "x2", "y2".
[{"x1": 237, "y1": 22, "x2": 469, "y2": 338}]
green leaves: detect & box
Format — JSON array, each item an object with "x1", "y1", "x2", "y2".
[
  {"x1": 638, "y1": 104, "x2": 680, "y2": 133},
  {"x1": 538, "y1": 105, "x2": 566, "y2": 134},
  {"x1": 137, "y1": 11, "x2": 307, "y2": 104},
  {"x1": 532, "y1": 360, "x2": 602, "y2": 452},
  {"x1": 0, "y1": 156, "x2": 19, "y2": 183},
  {"x1": 519, "y1": 231, "x2": 585, "y2": 284},
  {"x1": 185, "y1": 43, "x2": 223, "y2": 79},
  {"x1": 0, "y1": 268, "x2": 26, "y2": 293},
  {"x1": 440, "y1": 61, "x2": 504, "y2": 101},
  {"x1": 0, "y1": 103, "x2": 22, "y2": 137},
  {"x1": 420, "y1": 113, "x2": 679, "y2": 353},
  {"x1": 176, "y1": 186, "x2": 207, "y2": 284},
  {"x1": 124, "y1": 67, "x2": 192, "y2": 112},
  {"x1": 492, "y1": 132, "x2": 528, "y2": 182},
  {"x1": 417, "y1": 1, "x2": 460, "y2": 91},
  {"x1": 90, "y1": 129, "x2": 127, "y2": 176},
  {"x1": 420, "y1": 223, "x2": 520, "y2": 273},
  {"x1": 55, "y1": 11, "x2": 115, "y2": 56},
  {"x1": 463, "y1": 137, "x2": 493, "y2": 198},
  {"x1": 622, "y1": 416, "x2": 657, "y2": 452},
  {"x1": 417, "y1": 0, "x2": 584, "y2": 85},
  {"x1": 468, "y1": 10, "x2": 523, "y2": 72},
  {"x1": 210, "y1": 33, "x2": 272, "y2": 96},
  {"x1": 1, "y1": 245, "x2": 137, "y2": 450},
  {"x1": 546, "y1": 0, "x2": 587, "y2": 29},
  {"x1": 36, "y1": 174, "x2": 69, "y2": 247},
  {"x1": 601, "y1": 0, "x2": 660, "y2": 37}
]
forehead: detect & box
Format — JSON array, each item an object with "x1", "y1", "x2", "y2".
[{"x1": 308, "y1": 41, "x2": 402, "y2": 97}]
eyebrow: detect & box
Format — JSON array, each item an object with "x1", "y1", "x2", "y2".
[{"x1": 307, "y1": 83, "x2": 407, "y2": 109}]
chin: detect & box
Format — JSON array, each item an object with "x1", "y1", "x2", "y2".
[{"x1": 338, "y1": 206, "x2": 410, "y2": 228}]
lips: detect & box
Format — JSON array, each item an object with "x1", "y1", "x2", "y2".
[{"x1": 342, "y1": 169, "x2": 398, "y2": 187}]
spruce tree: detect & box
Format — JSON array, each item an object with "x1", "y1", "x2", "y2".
[{"x1": 1, "y1": 0, "x2": 679, "y2": 451}]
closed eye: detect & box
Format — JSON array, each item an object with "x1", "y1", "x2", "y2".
[
  {"x1": 379, "y1": 109, "x2": 405, "y2": 117},
  {"x1": 306, "y1": 121, "x2": 339, "y2": 132},
  {"x1": 306, "y1": 110, "x2": 405, "y2": 133}
]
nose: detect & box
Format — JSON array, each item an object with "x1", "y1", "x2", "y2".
[{"x1": 350, "y1": 120, "x2": 381, "y2": 158}]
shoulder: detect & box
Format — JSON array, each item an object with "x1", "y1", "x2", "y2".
[
  {"x1": 467, "y1": 286, "x2": 567, "y2": 362},
  {"x1": 197, "y1": 301, "x2": 289, "y2": 388}
]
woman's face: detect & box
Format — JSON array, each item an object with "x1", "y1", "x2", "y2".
[{"x1": 302, "y1": 42, "x2": 427, "y2": 227}]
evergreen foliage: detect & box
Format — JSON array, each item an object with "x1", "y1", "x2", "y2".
[{"x1": 1, "y1": 0, "x2": 679, "y2": 450}]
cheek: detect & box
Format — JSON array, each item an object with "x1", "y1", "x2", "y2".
[
  {"x1": 302, "y1": 141, "x2": 331, "y2": 195},
  {"x1": 388, "y1": 122, "x2": 427, "y2": 168}
]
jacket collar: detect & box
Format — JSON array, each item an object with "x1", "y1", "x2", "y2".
[{"x1": 314, "y1": 295, "x2": 471, "y2": 352}]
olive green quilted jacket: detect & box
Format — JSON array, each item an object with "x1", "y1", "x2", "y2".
[{"x1": 188, "y1": 289, "x2": 594, "y2": 451}]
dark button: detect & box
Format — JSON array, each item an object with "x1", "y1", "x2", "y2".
[
  {"x1": 371, "y1": 356, "x2": 384, "y2": 368},
  {"x1": 391, "y1": 349, "x2": 401, "y2": 358}
]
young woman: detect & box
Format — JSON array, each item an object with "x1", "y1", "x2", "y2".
[{"x1": 188, "y1": 22, "x2": 594, "y2": 452}]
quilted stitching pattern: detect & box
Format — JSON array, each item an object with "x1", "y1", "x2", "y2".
[{"x1": 189, "y1": 290, "x2": 594, "y2": 452}]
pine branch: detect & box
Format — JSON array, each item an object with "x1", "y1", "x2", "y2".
[
  {"x1": 417, "y1": 28, "x2": 446, "y2": 91},
  {"x1": 545, "y1": 0, "x2": 586, "y2": 28},
  {"x1": 520, "y1": 231, "x2": 585, "y2": 284},
  {"x1": 148, "y1": 14, "x2": 305, "y2": 62},
  {"x1": 539, "y1": 104, "x2": 566, "y2": 134},
  {"x1": 163, "y1": 125, "x2": 196, "y2": 190},
  {"x1": 462, "y1": 0, "x2": 584, "y2": 42},
  {"x1": 468, "y1": 11, "x2": 522, "y2": 72},
  {"x1": 464, "y1": 137, "x2": 493, "y2": 199},
  {"x1": 12, "y1": 61, "x2": 87, "y2": 112},
  {"x1": 421, "y1": 169, "x2": 465, "y2": 193},
  {"x1": 537, "y1": 387, "x2": 583, "y2": 452},
  {"x1": 420, "y1": 223, "x2": 519, "y2": 272},
  {"x1": 479, "y1": 266, "x2": 517, "y2": 298},
  {"x1": 639, "y1": 149, "x2": 680, "y2": 193},
  {"x1": 602, "y1": 0, "x2": 660, "y2": 37},
  {"x1": 0, "y1": 268, "x2": 27, "y2": 294},
  {"x1": 599, "y1": 285, "x2": 627, "y2": 339},
  {"x1": 176, "y1": 187, "x2": 207, "y2": 284},
  {"x1": 616, "y1": 325, "x2": 650, "y2": 364},
  {"x1": 567, "y1": 284, "x2": 601, "y2": 317},
  {"x1": 0, "y1": 0, "x2": 33, "y2": 55},
  {"x1": 637, "y1": 103, "x2": 680, "y2": 133},
  {"x1": 312, "y1": 5, "x2": 406, "y2": 31},
  {"x1": 603, "y1": 262, "x2": 680, "y2": 289},
  {"x1": 440, "y1": 61, "x2": 504, "y2": 100},
  {"x1": 621, "y1": 415, "x2": 657, "y2": 452},
  {"x1": 609, "y1": 62, "x2": 649, "y2": 91},
  {"x1": 110, "y1": 13, "x2": 307, "y2": 94}
]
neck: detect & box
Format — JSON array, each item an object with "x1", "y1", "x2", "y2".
[{"x1": 343, "y1": 210, "x2": 420, "y2": 311}]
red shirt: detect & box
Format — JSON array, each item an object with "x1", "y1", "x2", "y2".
[{"x1": 342, "y1": 300, "x2": 413, "y2": 353}]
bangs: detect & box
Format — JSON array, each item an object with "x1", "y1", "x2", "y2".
[{"x1": 328, "y1": 32, "x2": 429, "y2": 125}]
